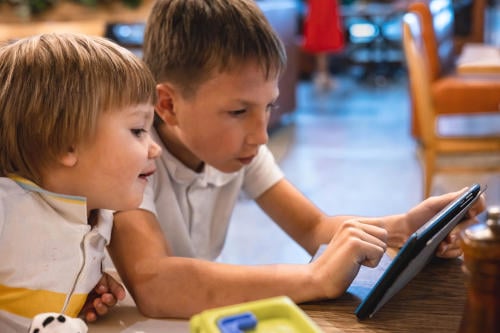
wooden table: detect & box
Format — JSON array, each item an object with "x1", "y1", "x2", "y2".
[
  {"x1": 456, "y1": 43, "x2": 500, "y2": 74},
  {"x1": 301, "y1": 256, "x2": 466, "y2": 332},
  {"x1": 89, "y1": 253, "x2": 467, "y2": 332}
]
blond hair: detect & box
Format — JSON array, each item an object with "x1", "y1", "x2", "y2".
[
  {"x1": 0, "y1": 33, "x2": 157, "y2": 183},
  {"x1": 143, "y1": 0, "x2": 287, "y2": 97}
]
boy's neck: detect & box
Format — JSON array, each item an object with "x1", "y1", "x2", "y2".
[{"x1": 156, "y1": 123, "x2": 204, "y2": 172}]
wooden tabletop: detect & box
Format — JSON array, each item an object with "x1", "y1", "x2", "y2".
[
  {"x1": 90, "y1": 253, "x2": 467, "y2": 332},
  {"x1": 301, "y1": 256, "x2": 466, "y2": 332}
]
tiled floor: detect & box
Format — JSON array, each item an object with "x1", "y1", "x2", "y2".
[{"x1": 217, "y1": 62, "x2": 500, "y2": 266}]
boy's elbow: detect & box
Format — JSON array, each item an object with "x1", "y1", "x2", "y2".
[
  {"x1": 130, "y1": 283, "x2": 192, "y2": 319},
  {"x1": 134, "y1": 298, "x2": 167, "y2": 319},
  {"x1": 129, "y1": 283, "x2": 168, "y2": 318}
]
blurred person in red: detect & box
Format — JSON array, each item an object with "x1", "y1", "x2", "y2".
[{"x1": 303, "y1": 0, "x2": 345, "y2": 90}]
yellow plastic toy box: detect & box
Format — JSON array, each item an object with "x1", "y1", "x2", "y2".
[{"x1": 189, "y1": 296, "x2": 323, "y2": 333}]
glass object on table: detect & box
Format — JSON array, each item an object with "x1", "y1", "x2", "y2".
[{"x1": 458, "y1": 206, "x2": 500, "y2": 333}]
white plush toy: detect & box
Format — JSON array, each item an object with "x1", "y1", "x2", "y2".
[{"x1": 28, "y1": 313, "x2": 88, "y2": 333}]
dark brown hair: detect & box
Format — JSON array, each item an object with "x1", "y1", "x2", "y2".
[{"x1": 142, "y1": 0, "x2": 287, "y2": 97}]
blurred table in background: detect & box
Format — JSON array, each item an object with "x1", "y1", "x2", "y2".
[
  {"x1": 0, "y1": 0, "x2": 154, "y2": 42},
  {"x1": 456, "y1": 43, "x2": 500, "y2": 74},
  {"x1": 341, "y1": 1, "x2": 407, "y2": 83}
]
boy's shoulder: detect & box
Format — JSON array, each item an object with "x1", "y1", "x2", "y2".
[
  {"x1": 0, "y1": 177, "x2": 20, "y2": 231},
  {"x1": 0, "y1": 177, "x2": 22, "y2": 198},
  {"x1": 0, "y1": 176, "x2": 43, "y2": 208},
  {"x1": 0, "y1": 177, "x2": 29, "y2": 220}
]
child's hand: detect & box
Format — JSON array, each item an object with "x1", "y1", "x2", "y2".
[
  {"x1": 405, "y1": 188, "x2": 486, "y2": 258},
  {"x1": 310, "y1": 219, "x2": 387, "y2": 298},
  {"x1": 79, "y1": 272, "x2": 126, "y2": 322},
  {"x1": 436, "y1": 208, "x2": 484, "y2": 258}
]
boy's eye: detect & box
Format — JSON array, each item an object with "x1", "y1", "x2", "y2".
[
  {"x1": 131, "y1": 128, "x2": 147, "y2": 137},
  {"x1": 229, "y1": 109, "x2": 246, "y2": 116},
  {"x1": 267, "y1": 102, "x2": 279, "y2": 113}
]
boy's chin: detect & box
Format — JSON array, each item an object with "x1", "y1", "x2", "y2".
[{"x1": 215, "y1": 163, "x2": 245, "y2": 174}]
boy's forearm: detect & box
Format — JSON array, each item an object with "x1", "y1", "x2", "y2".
[
  {"x1": 123, "y1": 257, "x2": 319, "y2": 319},
  {"x1": 109, "y1": 209, "x2": 318, "y2": 319}
]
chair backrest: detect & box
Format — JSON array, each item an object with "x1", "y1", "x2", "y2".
[
  {"x1": 402, "y1": 12, "x2": 436, "y2": 146},
  {"x1": 454, "y1": 0, "x2": 486, "y2": 51},
  {"x1": 469, "y1": 0, "x2": 485, "y2": 44},
  {"x1": 408, "y1": 1, "x2": 455, "y2": 81}
]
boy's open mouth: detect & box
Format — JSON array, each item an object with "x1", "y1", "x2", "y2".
[{"x1": 139, "y1": 170, "x2": 155, "y2": 179}]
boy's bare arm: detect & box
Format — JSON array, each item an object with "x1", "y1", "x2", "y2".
[
  {"x1": 107, "y1": 182, "x2": 484, "y2": 319},
  {"x1": 255, "y1": 179, "x2": 355, "y2": 254},
  {"x1": 107, "y1": 209, "x2": 386, "y2": 319},
  {"x1": 258, "y1": 180, "x2": 486, "y2": 259},
  {"x1": 108, "y1": 209, "x2": 317, "y2": 318}
]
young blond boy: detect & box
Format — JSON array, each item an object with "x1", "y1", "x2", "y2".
[
  {"x1": 0, "y1": 33, "x2": 161, "y2": 331},
  {"x1": 109, "y1": 0, "x2": 485, "y2": 319}
]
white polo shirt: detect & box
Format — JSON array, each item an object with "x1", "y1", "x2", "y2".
[
  {"x1": 0, "y1": 175, "x2": 113, "y2": 332},
  {"x1": 140, "y1": 129, "x2": 284, "y2": 260}
]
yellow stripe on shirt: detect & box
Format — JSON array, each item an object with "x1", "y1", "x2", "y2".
[
  {"x1": 0, "y1": 284, "x2": 87, "y2": 318},
  {"x1": 7, "y1": 174, "x2": 87, "y2": 205}
]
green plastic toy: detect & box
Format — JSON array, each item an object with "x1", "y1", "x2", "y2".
[{"x1": 189, "y1": 296, "x2": 323, "y2": 333}]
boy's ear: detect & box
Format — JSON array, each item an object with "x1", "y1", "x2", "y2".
[
  {"x1": 58, "y1": 146, "x2": 78, "y2": 167},
  {"x1": 156, "y1": 83, "x2": 179, "y2": 126}
]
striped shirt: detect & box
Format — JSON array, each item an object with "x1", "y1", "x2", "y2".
[{"x1": 0, "y1": 175, "x2": 113, "y2": 332}]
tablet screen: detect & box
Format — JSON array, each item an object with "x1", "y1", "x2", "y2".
[{"x1": 355, "y1": 184, "x2": 482, "y2": 320}]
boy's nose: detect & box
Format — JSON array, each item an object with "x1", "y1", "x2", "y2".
[
  {"x1": 255, "y1": 125, "x2": 269, "y2": 145},
  {"x1": 247, "y1": 113, "x2": 269, "y2": 146},
  {"x1": 149, "y1": 139, "x2": 162, "y2": 158}
]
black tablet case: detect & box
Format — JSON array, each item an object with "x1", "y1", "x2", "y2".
[{"x1": 354, "y1": 184, "x2": 482, "y2": 319}]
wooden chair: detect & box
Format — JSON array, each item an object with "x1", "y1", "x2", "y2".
[
  {"x1": 453, "y1": 0, "x2": 486, "y2": 53},
  {"x1": 401, "y1": 11, "x2": 500, "y2": 198},
  {"x1": 407, "y1": 1, "x2": 500, "y2": 140}
]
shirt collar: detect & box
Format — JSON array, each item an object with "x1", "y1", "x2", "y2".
[
  {"x1": 9, "y1": 174, "x2": 113, "y2": 243},
  {"x1": 10, "y1": 174, "x2": 87, "y2": 205}
]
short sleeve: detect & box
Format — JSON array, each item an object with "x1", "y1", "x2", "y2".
[{"x1": 242, "y1": 145, "x2": 284, "y2": 199}]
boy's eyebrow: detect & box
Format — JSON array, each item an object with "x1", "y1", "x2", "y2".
[
  {"x1": 232, "y1": 93, "x2": 280, "y2": 106},
  {"x1": 127, "y1": 106, "x2": 155, "y2": 120}
]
